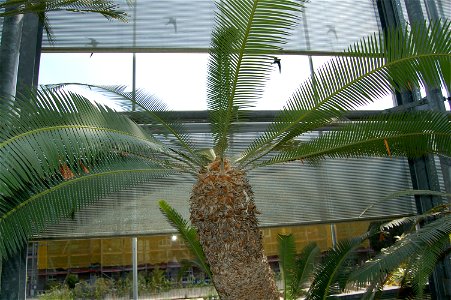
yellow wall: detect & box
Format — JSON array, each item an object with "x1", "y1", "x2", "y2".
[
  {"x1": 38, "y1": 221, "x2": 372, "y2": 270},
  {"x1": 38, "y1": 236, "x2": 193, "y2": 270},
  {"x1": 262, "y1": 224, "x2": 334, "y2": 256}
]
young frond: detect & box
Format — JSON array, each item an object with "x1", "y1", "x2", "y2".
[
  {"x1": 306, "y1": 238, "x2": 365, "y2": 300},
  {"x1": 294, "y1": 242, "x2": 320, "y2": 297},
  {"x1": 207, "y1": 0, "x2": 304, "y2": 158},
  {"x1": 159, "y1": 200, "x2": 211, "y2": 277},
  {"x1": 278, "y1": 234, "x2": 298, "y2": 300},
  {"x1": 238, "y1": 20, "x2": 451, "y2": 168},
  {"x1": 253, "y1": 111, "x2": 451, "y2": 168}
]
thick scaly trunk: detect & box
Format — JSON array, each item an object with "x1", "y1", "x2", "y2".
[{"x1": 190, "y1": 159, "x2": 279, "y2": 300}]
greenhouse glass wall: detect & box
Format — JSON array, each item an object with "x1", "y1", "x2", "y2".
[{"x1": 0, "y1": 0, "x2": 450, "y2": 299}]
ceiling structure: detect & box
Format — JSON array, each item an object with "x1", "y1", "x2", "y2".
[{"x1": 40, "y1": 0, "x2": 382, "y2": 54}]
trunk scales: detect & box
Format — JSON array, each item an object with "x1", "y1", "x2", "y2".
[{"x1": 190, "y1": 159, "x2": 279, "y2": 300}]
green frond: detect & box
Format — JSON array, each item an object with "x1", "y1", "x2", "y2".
[
  {"x1": 348, "y1": 215, "x2": 451, "y2": 292},
  {"x1": 405, "y1": 236, "x2": 449, "y2": 298},
  {"x1": 238, "y1": 20, "x2": 451, "y2": 168},
  {"x1": 207, "y1": 0, "x2": 304, "y2": 158},
  {"x1": 2, "y1": 88, "x2": 192, "y2": 172},
  {"x1": 278, "y1": 234, "x2": 297, "y2": 300},
  {"x1": 380, "y1": 205, "x2": 448, "y2": 233},
  {"x1": 158, "y1": 200, "x2": 211, "y2": 278},
  {"x1": 294, "y1": 242, "x2": 320, "y2": 297},
  {"x1": 278, "y1": 235, "x2": 321, "y2": 300},
  {"x1": 254, "y1": 111, "x2": 451, "y2": 168},
  {"x1": 0, "y1": 154, "x2": 174, "y2": 262},
  {"x1": 0, "y1": 88, "x2": 203, "y2": 261},
  {"x1": 47, "y1": 83, "x2": 205, "y2": 168},
  {"x1": 360, "y1": 189, "x2": 451, "y2": 217},
  {"x1": 306, "y1": 237, "x2": 365, "y2": 300}
]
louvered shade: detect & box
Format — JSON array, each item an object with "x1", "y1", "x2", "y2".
[
  {"x1": 35, "y1": 127, "x2": 422, "y2": 239},
  {"x1": 38, "y1": 0, "x2": 381, "y2": 53}
]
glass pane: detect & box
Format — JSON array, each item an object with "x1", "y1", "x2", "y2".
[
  {"x1": 135, "y1": 53, "x2": 312, "y2": 111},
  {"x1": 39, "y1": 53, "x2": 133, "y2": 86},
  {"x1": 135, "y1": 53, "x2": 207, "y2": 110},
  {"x1": 39, "y1": 53, "x2": 133, "y2": 109}
]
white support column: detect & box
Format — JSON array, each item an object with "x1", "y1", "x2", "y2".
[{"x1": 132, "y1": 237, "x2": 138, "y2": 300}]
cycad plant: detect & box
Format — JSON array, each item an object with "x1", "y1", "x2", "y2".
[
  {"x1": 1, "y1": 0, "x2": 451, "y2": 299},
  {"x1": 349, "y1": 204, "x2": 451, "y2": 299},
  {"x1": 161, "y1": 199, "x2": 450, "y2": 299},
  {"x1": 278, "y1": 235, "x2": 319, "y2": 300}
]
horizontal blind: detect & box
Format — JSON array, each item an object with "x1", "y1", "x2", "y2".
[
  {"x1": 35, "y1": 129, "x2": 417, "y2": 239},
  {"x1": 34, "y1": 0, "x2": 380, "y2": 53}
]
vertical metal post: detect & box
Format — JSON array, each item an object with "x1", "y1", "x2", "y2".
[
  {"x1": 0, "y1": 11, "x2": 41, "y2": 300},
  {"x1": 131, "y1": 0, "x2": 137, "y2": 112},
  {"x1": 376, "y1": 1, "x2": 451, "y2": 298},
  {"x1": 330, "y1": 224, "x2": 337, "y2": 248},
  {"x1": 0, "y1": 7, "x2": 24, "y2": 103},
  {"x1": 301, "y1": 10, "x2": 315, "y2": 79},
  {"x1": 132, "y1": 237, "x2": 138, "y2": 300}
]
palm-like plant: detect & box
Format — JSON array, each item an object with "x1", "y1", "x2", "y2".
[
  {"x1": 349, "y1": 205, "x2": 451, "y2": 299},
  {"x1": 1, "y1": 0, "x2": 451, "y2": 298},
  {"x1": 160, "y1": 198, "x2": 450, "y2": 299},
  {"x1": 278, "y1": 235, "x2": 319, "y2": 300}
]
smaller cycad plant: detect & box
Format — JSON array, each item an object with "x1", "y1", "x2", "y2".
[{"x1": 159, "y1": 199, "x2": 450, "y2": 300}]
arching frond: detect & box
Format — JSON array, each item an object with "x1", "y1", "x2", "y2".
[
  {"x1": 295, "y1": 242, "x2": 320, "y2": 294},
  {"x1": 2, "y1": 88, "x2": 194, "y2": 172},
  {"x1": 348, "y1": 215, "x2": 451, "y2": 293},
  {"x1": 253, "y1": 111, "x2": 451, "y2": 168},
  {"x1": 46, "y1": 83, "x2": 205, "y2": 168},
  {"x1": 207, "y1": 0, "x2": 304, "y2": 158},
  {"x1": 278, "y1": 234, "x2": 297, "y2": 300},
  {"x1": 306, "y1": 237, "x2": 365, "y2": 300},
  {"x1": 403, "y1": 236, "x2": 449, "y2": 298},
  {"x1": 0, "y1": 154, "x2": 175, "y2": 262},
  {"x1": 278, "y1": 234, "x2": 320, "y2": 300},
  {"x1": 0, "y1": 88, "x2": 198, "y2": 260},
  {"x1": 238, "y1": 20, "x2": 451, "y2": 168},
  {"x1": 159, "y1": 200, "x2": 211, "y2": 278},
  {"x1": 360, "y1": 189, "x2": 451, "y2": 217}
]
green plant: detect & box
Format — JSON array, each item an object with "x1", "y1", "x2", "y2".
[
  {"x1": 147, "y1": 267, "x2": 171, "y2": 293},
  {"x1": 39, "y1": 283, "x2": 73, "y2": 300},
  {"x1": 306, "y1": 238, "x2": 368, "y2": 300},
  {"x1": 72, "y1": 280, "x2": 92, "y2": 299},
  {"x1": 1, "y1": 0, "x2": 450, "y2": 299},
  {"x1": 349, "y1": 205, "x2": 450, "y2": 299},
  {"x1": 278, "y1": 235, "x2": 320, "y2": 300},
  {"x1": 114, "y1": 276, "x2": 131, "y2": 297},
  {"x1": 160, "y1": 200, "x2": 450, "y2": 299},
  {"x1": 65, "y1": 273, "x2": 79, "y2": 289}
]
